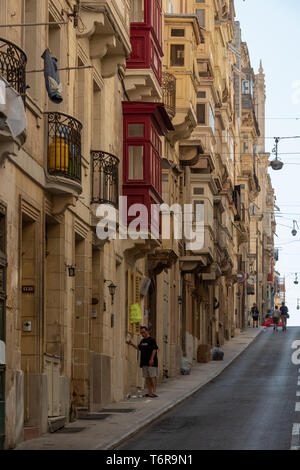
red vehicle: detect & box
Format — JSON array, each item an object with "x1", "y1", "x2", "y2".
[{"x1": 263, "y1": 317, "x2": 283, "y2": 328}]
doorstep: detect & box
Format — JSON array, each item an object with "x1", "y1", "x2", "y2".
[
  {"x1": 24, "y1": 427, "x2": 39, "y2": 441},
  {"x1": 48, "y1": 416, "x2": 66, "y2": 433}
]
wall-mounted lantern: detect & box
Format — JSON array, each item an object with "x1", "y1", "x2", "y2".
[
  {"x1": 104, "y1": 280, "x2": 117, "y2": 305},
  {"x1": 66, "y1": 265, "x2": 75, "y2": 277}
]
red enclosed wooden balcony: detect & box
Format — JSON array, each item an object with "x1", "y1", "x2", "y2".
[
  {"x1": 122, "y1": 101, "x2": 173, "y2": 234},
  {"x1": 127, "y1": 0, "x2": 163, "y2": 85}
]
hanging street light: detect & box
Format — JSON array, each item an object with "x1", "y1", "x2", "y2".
[
  {"x1": 292, "y1": 220, "x2": 299, "y2": 237},
  {"x1": 294, "y1": 273, "x2": 299, "y2": 285},
  {"x1": 270, "y1": 138, "x2": 284, "y2": 171}
]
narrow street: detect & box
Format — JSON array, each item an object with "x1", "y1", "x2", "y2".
[{"x1": 119, "y1": 328, "x2": 300, "y2": 451}]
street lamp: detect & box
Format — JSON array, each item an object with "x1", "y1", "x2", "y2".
[
  {"x1": 104, "y1": 280, "x2": 117, "y2": 305},
  {"x1": 270, "y1": 138, "x2": 284, "y2": 171},
  {"x1": 292, "y1": 220, "x2": 299, "y2": 237}
]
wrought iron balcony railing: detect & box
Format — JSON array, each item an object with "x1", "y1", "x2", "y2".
[
  {"x1": 162, "y1": 72, "x2": 176, "y2": 119},
  {"x1": 91, "y1": 150, "x2": 119, "y2": 208},
  {"x1": 46, "y1": 112, "x2": 82, "y2": 183},
  {"x1": 0, "y1": 37, "x2": 27, "y2": 103}
]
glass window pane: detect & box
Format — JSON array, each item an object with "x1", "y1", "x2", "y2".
[
  {"x1": 197, "y1": 103, "x2": 206, "y2": 124},
  {"x1": 130, "y1": 0, "x2": 144, "y2": 22},
  {"x1": 128, "y1": 146, "x2": 144, "y2": 180},
  {"x1": 0, "y1": 214, "x2": 5, "y2": 256},
  {"x1": 128, "y1": 123, "x2": 144, "y2": 137},
  {"x1": 209, "y1": 105, "x2": 215, "y2": 133},
  {"x1": 170, "y1": 44, "x2": 185, "y2": 67},
  {"x1": 171, "y1": 29, "x2": 185, "y2": 37},
  {"x1": 196, "y1": 9, "x2": 205, "y2": 27},
  {"x1": 0, "y1": 300, "x2": 4, "y2": 341},
  {"x1": 0, "y1": 267, "x2": 4, "y2": 294}
]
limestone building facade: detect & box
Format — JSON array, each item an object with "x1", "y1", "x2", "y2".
[{"x1": 0, "y1": 0, "x2": 276, "y2": 449}]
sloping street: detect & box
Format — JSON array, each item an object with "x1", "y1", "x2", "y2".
[{"x1": 119, "y1": 328, "x2": 300, "y2": 450}]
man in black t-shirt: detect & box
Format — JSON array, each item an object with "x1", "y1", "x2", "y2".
[{"x1": 128, "y1": 326, "x2": 159, "y2": 398}]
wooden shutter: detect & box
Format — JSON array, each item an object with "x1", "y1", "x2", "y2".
[
  {"x1": 133, "y1": 273, "x2": 141, "y2": 335},
  {"x1": 127, "y1": 269, "x2": 134, "y2": 334},
  {"x1": 196, "y1": 103, "x2": 206, "y2": 124}
]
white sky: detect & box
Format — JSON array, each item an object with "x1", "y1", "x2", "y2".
[{"x1": 235, "y1": 0, "x2": 300, "y2": 326}]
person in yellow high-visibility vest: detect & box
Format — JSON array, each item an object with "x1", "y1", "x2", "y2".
[{"x1": 128, "y1": 326, "x2": 159, "y2": 398}]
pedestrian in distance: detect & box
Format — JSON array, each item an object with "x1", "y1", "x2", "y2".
[
  {"x1": 272, "y1": 305, "x2": 280, "y2": 331},
  {"x1": 251, "y1": 303, "x2": 259, "y2": 328},
  {"x1": 127, "y1": 326, "x2": 159, "y2": 398},
  {"x1": 279, "y1": 301, "x2": 289, "y2": 332}
]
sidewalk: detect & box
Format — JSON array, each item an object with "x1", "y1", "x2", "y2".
[{"x1": 15, "y1": 327, "x2": 261, "y2": 450}]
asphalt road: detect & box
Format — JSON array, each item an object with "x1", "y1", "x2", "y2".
[{"x1": 119, "y1": 327, "x2": 300, "y2": 450}]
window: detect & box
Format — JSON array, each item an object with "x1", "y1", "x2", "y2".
[
  {"x1": 0, "y1": 212, "x2": 5, "y2": 257},
  {"x1": 197, "y1": 91, "x2": 206, "y2": 98},
  {"x1": 193, "y1": 187, "x2": 204, "y2": 195},
  {"x1": 242, "y1": 80, "x2": 250, "y2": 94},
  {"x1": 170, "y1": 44, "x2": 185, "y2": 67},
  {"x1": 128, "y1": 123, "x2": 144, "y2": 137},
  {"x1": 196, "y1": 9, "x2": 205, "y2": 27},
  {"x1": 209, "y1": 105, "x2": 215, "y2": 133},
  {"x1": 193, "y1": 201, "x2": 204, "y2": 223},
  {"x1": 128, "y1": 146, "x2": 144, "y2": 180},
  {"x1": 130, "y1": 0, "x2": 145, "y2": 22},
  {"x1": 171, "y1": 29, "x2": 185, "y2": 37},
  {"x1": 92, "y1": 80, "x2": 101, "y2": 148},
  {"x1": 196, "y1": 103, "x2": 206, "y2": 124},
  {"x1": 168, "y1": 0, "x2": 173, "y2": 13},
  {"x1": 230, "y1": 138, "x2": 234, "y2": 161},
  {"x1": 243, "y1": 135, "x2": 251, "y2": 154},
  {"x1": 151, "y1": 0, "x2": 162, "y2": 46},
  {"x1": 0, "y1": 207, "x2": 6, "y2": 349}
]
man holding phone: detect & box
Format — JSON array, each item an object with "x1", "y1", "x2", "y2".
[{"x1": 128, "y1": 326, "x2": 159, "y2": 398}]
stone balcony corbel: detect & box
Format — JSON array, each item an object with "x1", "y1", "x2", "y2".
[
  {"x1": 51, "y1": 195, "x2": 77, "y2": 216},
  {"x1": 148, "y1": 249, "x2": 178, "y2": 277},
  {"x1": 78, "y1": 1, "x2": 131, "y2": 79},
  {"x1": 180, "y1": 255, "x2": 207, "y2": 274},
  {"x1": 179, "y1": 144, "x2": 202, "y2": 167},
  {"x1": 124, "y1": 70, "x2": 162, "y2": 101},
  {"x1": 167, "y1": 104, "x2": 197, "y2": 147},
  {"x1": 123, "y1": 237, "x2": 161, "y2": 261},
  {"x1": 0, "y1": 118, "x2": 26, "y2": 167}
]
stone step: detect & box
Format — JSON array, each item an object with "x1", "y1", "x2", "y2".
[
  {"x1": 48, "y1": 416, "x2": 66, "y2": 433},
  {"x1": 76, "y1": 407, "x2": 89, "y2": 419},
  {"x1": 24, "y1": 427, "x2": 39, "y2": 441}
]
